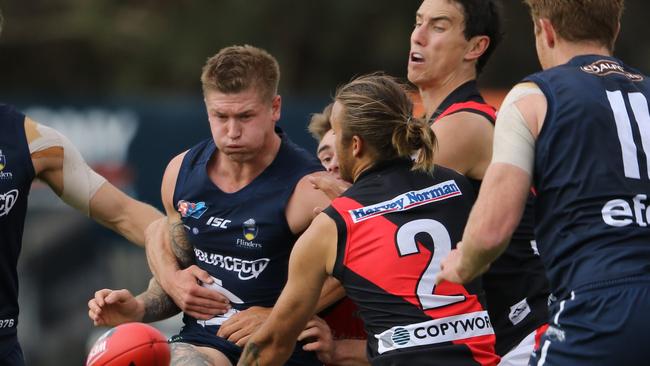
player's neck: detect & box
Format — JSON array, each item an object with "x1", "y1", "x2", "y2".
[
  {"x1": 210, "y1": 133, "x2": 281, "y2": 193},
  {"x1": 418, "y1": 69, "x2": 476, "y2": 121},
  {"x1": 549, "y1": 42, "x2": 613, "y2": 69}
]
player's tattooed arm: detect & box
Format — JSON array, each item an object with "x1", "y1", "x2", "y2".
[
  {"x1": 238, "y1": 342, "x2": 261, "y2": 366},
  {"x1": 170, "y1": 220, "x2": 195, "y2": 269},
  {"x1": 136, "y1": 277, "x2": 180, "y2": 323}
]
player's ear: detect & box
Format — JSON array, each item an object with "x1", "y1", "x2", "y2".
[
  {"x1": 465, "y1": 35, "x2": 490, "y2": 62},
  {"x1": 538, "y1": 18, "x2": 556, "y2": 49},
  {"x1": 351, "y1": 135, "x2": 363, "y2": 158},
  {"x1": 271, "y1": 95, "x2": 282, "y2": 122}
]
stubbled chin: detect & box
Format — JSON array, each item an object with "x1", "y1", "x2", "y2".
[{"x1": 407, "y1": 67, "x2": 427, "y2": 85}]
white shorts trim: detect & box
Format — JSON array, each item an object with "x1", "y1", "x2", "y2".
[{"x1": 498, "y1": 329, "x2": 536, "y2": 366}]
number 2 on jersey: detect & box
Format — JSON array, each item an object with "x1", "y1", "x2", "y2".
[{"x1": 396, "y1": 219, "x2": 465, "y2": 310}]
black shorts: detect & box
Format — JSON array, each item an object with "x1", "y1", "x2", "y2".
[
  {"x1": 529, "y1": 275, "x2": 650, "y2": 366},
  {"x1": 0, "y1": 334, "x2": 24, "y2": 366},
  {"x1": 171, "y1": 320, "x2": 320, "y2": 366}
]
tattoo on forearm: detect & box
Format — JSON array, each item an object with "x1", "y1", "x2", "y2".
[
  {"x1": 170, "y1": 343, "x2": 212, "y2": 366},
  {"x1": 239, "y1": 342, "x2": 261, "y2": 366},
  {"x1": 138, "y1": 278, "x2": 179, "y2": 323},
  {"x1": 170, "y1": 221, "x2": 195, "y2": 268}
]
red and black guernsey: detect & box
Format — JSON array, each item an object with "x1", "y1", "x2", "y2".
[
  {"x1": 431, "y1": 81, "x2": 550, "y2": 356},
  {"x1": 324, "y1": 159, "x2": 498, "y2": 366}
]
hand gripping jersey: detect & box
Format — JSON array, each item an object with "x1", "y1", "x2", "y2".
[
  {"x1": 526, "y1": 55, "x2": 650, "y2": 300},
  {"x1": 430, "y1": 81, "x2": 549, "y2": 355},
  {"x1": 172, "y1": 129, "x2": 323, "y2": 365},
  {"x1": 0, "y1": 106, "x2": 34, "y2": 338},
  {"x1": 324, "y1": 160, "x2": 498, "y2": 366}
]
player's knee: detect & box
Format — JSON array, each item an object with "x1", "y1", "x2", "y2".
[{"x1": 170, "y1": 342, "x2": 232, "y2": 366}]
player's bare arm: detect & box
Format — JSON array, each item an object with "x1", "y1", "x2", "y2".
[
  {"x1": 26, "y1": 117, "x2": 162, "y2": 246},
  {"x1": 239, "y1": 213, "x2": 337, "y2": 366},
  {"x1": 431, "y1": 111, "x2": 494, "y2": 180},
  {"x1": 139, "y1": 277, "x2": 181, "y2": 323},
  {"x1": 88, "y1": 278, "x2": 178, "y2": 327},
  {"x1": 146, "y1": 152, "x2": 231, "y2": 319},
  {"x1": 218, "y1": 173, "x2": 341, "y2": 345},
  {"x1": 285, "y1": 172, "x2": 334, "y2": 234},
  {"x1": 437, "y1": 84, "x2": 547, "y2": 284}
]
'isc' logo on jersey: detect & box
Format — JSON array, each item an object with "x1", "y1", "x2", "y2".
[{"x1": 206, "y1": 216, "x2": 231, "y2": 229}]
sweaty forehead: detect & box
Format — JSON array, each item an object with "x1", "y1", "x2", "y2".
[
  {"x1": 318, "y1": 130, "x2": 336, "y2": 152},
  {"x1": 204, "y1": 89, "x2": 265, "y2": 112},
  {"x1": 417, "y1": 0, "x2": 465, "y2": 23}
]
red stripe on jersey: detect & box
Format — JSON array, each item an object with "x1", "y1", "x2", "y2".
[
  {"x1": 332, "y1": 196, "x2": 484, "y2": 319},
  {"x1": 534, "y1": 323, "x2": 549, "y2": 351},
  {"x1": 435, "y1": 101, "x2": 497, "y2": 123},
  {"x1": 333, "y1": 196, "x2": 498, "y2": 365},
  {"x1": 455, "y1": 335, "x2": 500, "y2": 366},
  {"x1": 333, "y1": 197, "x2": 484, "y2": 319}
]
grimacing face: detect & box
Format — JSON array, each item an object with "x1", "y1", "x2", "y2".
[
  {"x1": 408, "y1": 0, "x2": 472, "y2": 87},
  {"x1": 204, "y1": 88, "x2": 280, "y2": 163}
]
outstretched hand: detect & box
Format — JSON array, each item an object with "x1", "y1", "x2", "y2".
[{"x1": 87, "y1": 289, "x2": 143, "y2": 327}]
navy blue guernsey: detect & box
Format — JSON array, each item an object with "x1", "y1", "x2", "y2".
[
  {"x1": 0, "y1": 105, "x2": 34, "y2": 337},
  {"x1": 526, "y1": 55, "x2": 650, "y2": 300},
  {"x1": 173, "y1": 129, "x2": 322, "y2": 328}
]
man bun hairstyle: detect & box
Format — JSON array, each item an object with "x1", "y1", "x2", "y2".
[{"x1": 335, "y1": 73, "x2": 437, "y2": 173}]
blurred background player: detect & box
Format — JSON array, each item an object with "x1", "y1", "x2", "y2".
[
  {"x1": 0, "y1": 10, "x2": 163, "y2": 366},
  {"x1": 438, "y1": 0, "x2": 650, "y2": 365},
  {"x1": 0, "y1": 14, "x2": 162, "y2": 364},
  {"x1": 407, "y1": 1, "x2": 549, "y2": 364},
  {"x1": 239, "y1": 74, "x2": 498, "y2": 366},
  {"x1": 88, "y1": 45, "x2": 337, "y2": 366}
]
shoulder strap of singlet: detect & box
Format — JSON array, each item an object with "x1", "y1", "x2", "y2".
[{"x1": 434, "y1": 101, "x2": 496, "y2": 124}]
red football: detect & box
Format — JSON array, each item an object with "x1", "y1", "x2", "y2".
[{"x1": 86, "y1": 322, "x2": 171, "y2": 366}]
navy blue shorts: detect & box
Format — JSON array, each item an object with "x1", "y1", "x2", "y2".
[
  {"x1": 0, "y1": 334, "x2": 24, "y2": 366},
  {"x1": 170, "y1": 321, "x2": 320, "y2": 366},
  {"x1": 529, "y1": 275, "x2": 650, "y2": 366}
]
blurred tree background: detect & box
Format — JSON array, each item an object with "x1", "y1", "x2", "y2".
[
  {"x1": 0, "y1": 1, "x2": 648, "y2": 365},
  {"x1": 1, "y1": 0, "x2": 647, "y2": 96}
]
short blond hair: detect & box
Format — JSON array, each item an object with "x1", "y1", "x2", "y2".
[
  {"x1": 307, "y1": 103, "x2": 333, "y2": 142},
  {"x1": 524, "y1": 0, "x2": 624, "y2": 51},
  {"x1": 200, "y1": 45, "x2": 280, "y2": 102}
]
